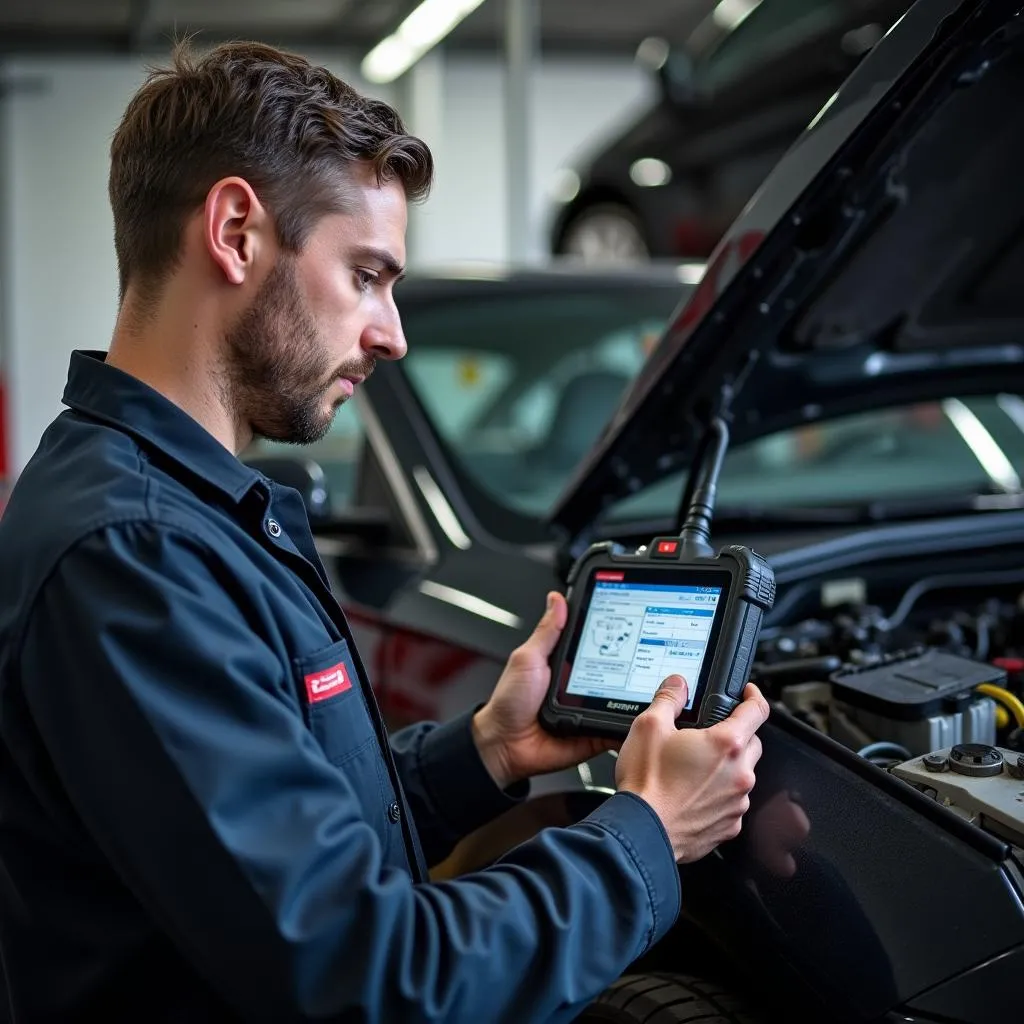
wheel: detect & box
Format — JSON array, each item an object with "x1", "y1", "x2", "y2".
[
  {"x1": 577, "y1": 972, "x2": 769, "y2": 1023},
  {"x1": 557, "y1": 203, "x2": 650, "y2": 265}
]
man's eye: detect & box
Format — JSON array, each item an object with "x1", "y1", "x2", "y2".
[{"x1": 356, "y1": 269, "x2": 378, "y2": 291}]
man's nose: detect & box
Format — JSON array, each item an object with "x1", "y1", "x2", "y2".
[{"x1": 361, "y1": 318, "x2": 407, "y2": 362}]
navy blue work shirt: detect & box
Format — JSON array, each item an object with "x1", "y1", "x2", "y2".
[{"x1": 0, "y1": 352, "x2": 681, "y2": 1023}]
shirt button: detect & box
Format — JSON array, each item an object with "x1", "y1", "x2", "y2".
[
  {"x1": 387, "y1": 801, "x2": 401, "y2": 824},
  {"x1": 265, "y1": 518, "x2": 282, "y2": 538}
]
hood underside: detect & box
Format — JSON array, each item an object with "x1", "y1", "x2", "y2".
[{"x1": 550, "y1": 0, "x2": 1024, "y2": 548}]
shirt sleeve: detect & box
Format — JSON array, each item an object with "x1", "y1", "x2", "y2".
[
  {"x1": 388, "y1": 713, "x2": 529, "y2": 867},
  {"x1": 17, "y1": 522, "x2": 681, "y2": 1024}
]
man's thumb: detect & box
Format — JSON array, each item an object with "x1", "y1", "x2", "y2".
[
  {"x1": 525, "y1": 592, "x2": 567, "y2": 657},
  {"x1": 647, "y1": 674, "x2": 689, "y2": 721}
]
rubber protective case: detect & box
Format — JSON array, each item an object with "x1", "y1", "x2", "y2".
[{"x1": 540, "y1": 540, "x2": 776, "y2": 738}]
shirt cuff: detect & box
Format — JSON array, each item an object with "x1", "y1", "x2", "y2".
[
  {"x1": 585, "y1": 791, "x2": 682, "y2": 951},
  {"x1": 417, "y1": 709, "x2": 529, "y2": 841}
]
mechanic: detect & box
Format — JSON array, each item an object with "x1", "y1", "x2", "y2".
[{"x1": 0, "y1": 42, "x2": 769, "y2": 1023}]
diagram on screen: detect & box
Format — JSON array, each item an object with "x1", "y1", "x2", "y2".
[
  {"x1": 567, "y1": 582, "x2": 722, "y2": 704},
  {"x1": 589, "y1": 615, "x2": 637, "y2": 658}
]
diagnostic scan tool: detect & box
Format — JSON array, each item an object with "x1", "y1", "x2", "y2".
[{"x1": 541, "y1": 419, "x2": 776, "y2": 738}]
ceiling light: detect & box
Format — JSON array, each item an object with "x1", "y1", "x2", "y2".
[
  {"x1": 362, "y1": 0, "x2": 487, "y2": 84},
  {"x1": 711, "y1": 0, "x2": 762, "y2": 32},
  {"x1": 629, "y1": 158, "x2": 672, "y2": 188}
]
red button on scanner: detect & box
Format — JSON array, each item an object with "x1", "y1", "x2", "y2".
[{"x1": 652, "y1": 538, "x2": 680, "y2": 559}]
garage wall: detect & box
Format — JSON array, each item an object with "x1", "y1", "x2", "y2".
[
  {"x1": 2, "y1": 60, "x2": 150, "y2": 481},
  {"x1": 0, "y1": 49, "x2": 650, "y2": 474},
  {"x1": 414, "y1": 56, "x2": 652, "y2": 264}
]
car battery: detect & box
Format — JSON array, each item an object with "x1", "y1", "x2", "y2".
[{"x1": 829, "y1": 648, "x2": 1001, "y2": 756}]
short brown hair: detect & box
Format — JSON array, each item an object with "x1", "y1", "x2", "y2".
[{"x1": 108, "y1": 39, "x2": 433, "y2": 304}]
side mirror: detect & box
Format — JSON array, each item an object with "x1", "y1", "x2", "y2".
[{"x1": 244, "y1": 455, "x2": 392, "y2": 543}]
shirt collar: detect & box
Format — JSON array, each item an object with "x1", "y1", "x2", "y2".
[{"x1": 61, "y1": 350, "x2": 261, "y2": 503}]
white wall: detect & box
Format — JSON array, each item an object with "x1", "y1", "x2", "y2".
[
  {"x1": 415, "y1": 56, "x2": 651, "y2": 265},
  {"x1": 3, "y1": 60, "x2": 146, "y2": 476},
  {"x1": 0, "y1": 48, "x2": 652, "y2": 473}
]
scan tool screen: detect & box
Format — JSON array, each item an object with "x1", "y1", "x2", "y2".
[{"x1": 563, "y1": 574, "x2": 724, "y2": 710}]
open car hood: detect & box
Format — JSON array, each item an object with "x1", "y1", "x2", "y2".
[{"x1": 550, "y1": 0, "x2": 1024, "y2": 549}]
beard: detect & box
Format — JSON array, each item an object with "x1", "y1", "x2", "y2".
[{"x1": 223, "y1": 256, "x2": 375, "y2": 446}]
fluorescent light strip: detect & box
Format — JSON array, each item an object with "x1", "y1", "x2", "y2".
[
  {"x1": 362, "y1": 0, "x2": 487, "y2": 83},
  {"x1": 412, "y1": 465, "x2": 472, "y2": 550},
  {"x1": 418, "y1": 580, "x2": 522, "y2": 629},
  {"x1": 941, "y1": 398, "x2": 1021, "y2": 493}
]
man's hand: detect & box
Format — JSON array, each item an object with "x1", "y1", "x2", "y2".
[
  {"x1": 615, "y1": 675, "x2": 770, "y2": 863},
  {"x1": 472, "y1": 592, "x2": 617, "y2": 789}
]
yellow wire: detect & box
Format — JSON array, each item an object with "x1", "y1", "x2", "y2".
[
  {"x1": 995, "y1": 705, "x2": 1010, "y2": 730},
  {"x1": 977, "y1": 683, "x2": 1024, "y2": 729}
]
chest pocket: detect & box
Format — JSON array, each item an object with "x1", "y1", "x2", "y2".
[{"x1": 295, "y1": 640, "x2": 399, "y2": 863}]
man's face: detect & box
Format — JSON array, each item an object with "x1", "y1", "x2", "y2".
[{"x1": 225, "y1": 175, "x2": 408, "y2": 445}]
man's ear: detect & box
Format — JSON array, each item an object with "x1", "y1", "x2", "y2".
[{"x1": 203, "y1": 177, "x2": 270, "y2": 286}]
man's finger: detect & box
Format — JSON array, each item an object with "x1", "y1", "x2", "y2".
[
  {"x1": 646, "y1": 674, "x2": 688, "y2": 722},
  {"x1": 743, "y1": 682, "x2": 771, "y2": 719},
  {"x1": 723, "y1": 686, "x2": 771, "y2": 741},
  {"x1": 522, "y1": 591, "x2": 568, "y2": 658}
]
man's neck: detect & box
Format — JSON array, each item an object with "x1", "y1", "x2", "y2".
[{"x1": 107, "y1": 296, "x2": 248, "y2": 456}]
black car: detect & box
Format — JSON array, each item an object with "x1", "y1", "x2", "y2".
[
  {"x1": 251, "y1": 1, "x2": 1024, "y2": 1018},
  {"x1": 548, "y1": 0, "x2": 911, "y2": 264}
]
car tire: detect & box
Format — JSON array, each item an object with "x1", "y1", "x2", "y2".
[
  {"x1": 577, "y1": 972, "x2": 769, "y2": 1023},
  {"x1": 557, "y1": 203, "x2": 651, "y2": 265}
]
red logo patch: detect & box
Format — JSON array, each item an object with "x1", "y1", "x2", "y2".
[
  {"x1": 595, "y1": 571, "x2": 625, "y2": 582},
  {"x1": 304, "y1": 662, "x2": 351, "y2": 703}
]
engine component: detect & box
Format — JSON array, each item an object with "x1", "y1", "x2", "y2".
[
  {"x1": 948, "y1": 742, "x2": 1005, "y2": 777},
  {"x1": 779, "y1": 681, "x2": 832, "y2": 735},
  {"x1": 759, "y1": 575, "x2": 1024, "y2": 674},
  {"x1": 829, "y1": 649, "x2": 1002, "y2": 756},
  {"x1": 892, "y1": 746, "x2": 1024, "y2": 848},
  {"x1": 753, "y1": 655, "x2": 842, "y2": 690},
  {"x1": 759, "y1": 575, "x2": 1024, "y2": 760}
]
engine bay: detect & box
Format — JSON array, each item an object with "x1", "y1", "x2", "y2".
[{"x1": 754, "y1": 568, "x2": 1024, "y2": 849}]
